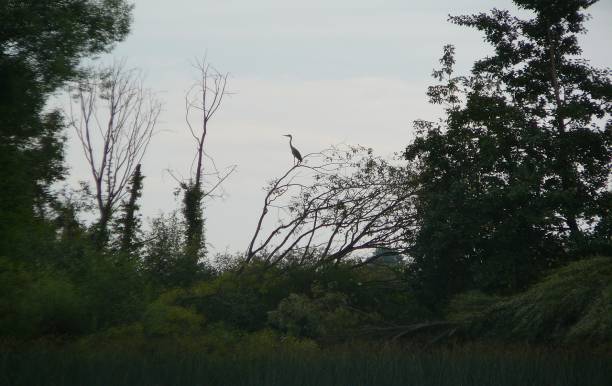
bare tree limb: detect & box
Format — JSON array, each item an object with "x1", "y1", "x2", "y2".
[
  {"x1": 244, "y1": 146, "x2": 416, "y2": 268},
  {"x1": 178, "y1": 58, "x2": 235, "y2": 261},
  {"x1": 68, "y1": 60, "x2": 162, "y2": 248}
]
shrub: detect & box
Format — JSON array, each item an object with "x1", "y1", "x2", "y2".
[
  {"x1": 268, "y1": 292, "x2": 379, "y2": 340},
  {"x1": 474, "y1": 256, "x2": 612, "y2": 345},
  {"x1": 142, "y1": 291, "x2": 204, "y2": 337},
  {"x1": 0, "y1": 258, "x2": 88, "y2": 338},
  {"x1": 18, "y1": 273, "x2": 87, "y2": 336},
  {"x1": 446, "y1": 291, "x2": 501, "y2": 323}
]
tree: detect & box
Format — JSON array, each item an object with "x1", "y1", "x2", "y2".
[
  {"x1": 0, "y1": 0, "x2": 133, "y2": 259},
  {"x1": 245, "y1": 147, "x2": 415, "y2": 268},
  {"x1": 405, "y1": 0, "x2": 611, "y2": 305},
  {"x1": 178, "y1": 59, "x2": 234, "y2": 267},
  {"x1": 69, "y1": 61, "x2": 161, "y2": 249},
  {"x1": 143, "y1": 211, "x2": 210, "y2": 288}
]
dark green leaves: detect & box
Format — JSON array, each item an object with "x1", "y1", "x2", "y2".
[{"x1": 405, "y1": 0, "x2": 611, "y2": 305}]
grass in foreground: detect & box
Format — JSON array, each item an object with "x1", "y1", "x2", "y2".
[{"x1": 1, "y1": 344, "x2": 610, "y2": 386}]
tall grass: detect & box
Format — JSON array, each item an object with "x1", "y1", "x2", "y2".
[{"x1": 1, "y1": 344, "x2": 610, "y2": 386}]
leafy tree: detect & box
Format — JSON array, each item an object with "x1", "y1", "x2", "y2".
[
  {"x1": 143, "y1": 211, "x2": 211, "y2": 288},
  {"x1": 143, "y1": 212, "x2": 185, "y2": 287},
  {"x1": 142, "y1": 296, "x2": 204, "y2": 338},
  {"x1": 0, "y1": 0, "x2": 133, "y2": 259},
  {"x1": 405, "y1": 0, "x2": 611, "y2": 305}
]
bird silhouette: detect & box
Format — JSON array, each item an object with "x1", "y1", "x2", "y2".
[{"x1": 283, "y1": 134, "x2": 303, "y2": 165}]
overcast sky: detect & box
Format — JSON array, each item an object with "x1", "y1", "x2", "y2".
[{"x1": 63, "y1": 0, "x2": 612, "y2": 255}]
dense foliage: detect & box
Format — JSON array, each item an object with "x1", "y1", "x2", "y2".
[
  {"x1": 470, "y1": 256, "x2": 612, "y2": 344},
  {"x1": 0, "y1": 0, "x2": 133, "y2": 260},
  {"x1": 405, "y1": 0, "x2": 611, "y2": 305}
]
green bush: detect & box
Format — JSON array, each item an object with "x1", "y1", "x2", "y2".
[
  {"x1": 268, "y1": 294, "x2": 320, "y2": 338},
  {"x1": 474, "y1": 256, "x2": 612, "y2": 345},
  {"x1": 184, "y1": 263, "x2": 318, "y2": 331},
  {"x1": 567, "y1": 283, "x2": 612, "y2": 343},
  {"x1": 446, "y1": 291, "x2": 501, "y2": 323},
  {"x1": 268, "y1": 292, "x2": 379, "y2": 340},
  {"x1": 142, "y1": 291, "x2": 204, "y2": 337},
  {"x1": 19, "y1": 274, "x2": 86, "y2": 336},
  {"x1": 0, "y1": 259, "x2": 87, "y2": 338},
  {"x1": 77, "y1": 252, "x2": 146, "y2": 330},
  {"x1": 0, "y1": 258, "x2": 32, "y2": 336}
]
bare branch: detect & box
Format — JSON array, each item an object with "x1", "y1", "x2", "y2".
[
  {"x1": 244, "y1": 146, "x2": 416, "y2": 268},
  {"x1": 175, "y1": 57, "x2": 235, "y2": 261},
  {"x1": 68, "y1": 60, "x2": 162, "y2": 247},
  {"x1": 181, "y1": 58, "x2": 233, "y2": 196}
]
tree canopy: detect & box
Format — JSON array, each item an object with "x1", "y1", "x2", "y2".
[
  {"x1": 0, "y1": 2, "x2": 610, "y2": 377},
  {"x1": 0, "y1": 0, "x2": 133, "y2": 259},
  {"x1": 405, "y1": 0, "x2": 611, "y2": 303}
]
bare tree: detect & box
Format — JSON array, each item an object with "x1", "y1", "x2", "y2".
[
  {"x1": 69, "y1": 60, "x2": 162, "y2": 248},
  {"x1": 179, "y1": 58, "x2": 235, "y2": 262},
  {"x1": 245, "y1": 146, "x2": 416, "y2": 268}
]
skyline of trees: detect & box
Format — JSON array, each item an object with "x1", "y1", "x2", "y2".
[{"x1": 0, "y1": 0, "x2": 610, "y2": 364}]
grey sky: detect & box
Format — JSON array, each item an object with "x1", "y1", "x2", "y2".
[{"x1": 63, "y1": 0, "x2": 612, "y2": 255}]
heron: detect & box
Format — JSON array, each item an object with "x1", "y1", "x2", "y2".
[{"x1": 283, "y1": 134, "x2": 303, "y2": 164}]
